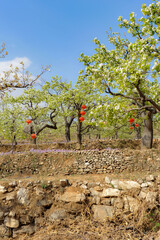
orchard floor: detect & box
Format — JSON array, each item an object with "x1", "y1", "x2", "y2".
[{"x1": 0, "y1": 139, "x2": 160, "y2": 240}]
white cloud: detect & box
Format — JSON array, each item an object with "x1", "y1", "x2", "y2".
[{"x1": 0, "y1": 57, "x2": 31, "y2": 72}]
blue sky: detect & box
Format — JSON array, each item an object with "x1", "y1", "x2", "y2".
[{"x1": 0, "y1": 0, "x2": 152, "y2": 85}]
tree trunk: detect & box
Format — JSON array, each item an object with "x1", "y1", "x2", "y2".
[
  {"x1": 141, "y1": 112, "x2": 153, "y2": 149},
  {"x1": 114, "y1": 131, "x2": 118, "y2": 139},
  {"x1": 65, "y1": 123, "x2": 71, "y2": 142},
  {"x1": 135, "y1": 126, "x2": 141, "y2": 139},
  {"x1": 30, "y1": 126, "x2": 37, "y2": 144},
  {"x1": 77, "y1": 115, "x2": 82, "y2": 146}
]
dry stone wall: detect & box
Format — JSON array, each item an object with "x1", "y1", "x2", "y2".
[
  {"x1": 0, "y1": 149, "x2": 160, "y2": 177},
  {"x1": 0, "y1": 175, "x2": 160, "y2": 239},
  {"x1": 69, "y1": 149, "x2": 160, "y2": 174}
]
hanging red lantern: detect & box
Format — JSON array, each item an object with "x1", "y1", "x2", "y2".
[
  {"x1": 31, "y1": 134, "x2": 36, "y2": 139},
  {"x1": 79, "y1": 116, "x2": 85, "y2": 122},
  {"x1": 135, "y1": 123, "x2": 139, "y2": 127},
  {"x1": 130, "y1": 126, "x2": 134, "y2": 130},
  {"x1": 80, "y1": 111, "x2": 86, "y2": 116},
  {"x1": 81, "y1": 105, "x2": 87, "y2": 109},
  {"x1": 26, "y1": 119, "x2": 31, "y2": 124},
  {"x1": 129, "y1": 118, "x2": 135, "y2": 123}
]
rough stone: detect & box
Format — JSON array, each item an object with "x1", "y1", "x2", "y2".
[
  {"x1": 48, "y1": 209, "x2": 67, "y2": 221},
  {"x1": 13, "y1": 225, "x2": 35, "y2": 237},
  {"x1": 92, "y1": 205, "x2": 114, "y2": 220},
  {"x1": 60, "y1": 179, "x2": 70, "y2": 187},
  {"x1": 6, "y1": 192, "x2": 16, "y2": 201},
  {"x1": 146, "y1": 175, "x2": 155, "y2": 182},
  {"x1": 4, "y1": 217, "x2": 19, "y2": 228},
  {"x1": 146, "y1": 191, "x2": 157, "y2": 203},
  {"x1": 59, "y1": 189, "x2": 86, "y2": 203},
  {"x1": 118, "y1": 180, "x2": 140, "y2": 190},
  {"x1": 123, "y1": 196, "x2": 139, "y2": 213},
  {"x1": 105, "y1": 176, "x2": 111, "y2": 184},
  {"x1": 0, "y1": 185, "x2": 7, "y2": 193},
  {"x1": 101, "y1": 188, "x2": 120, "y2": 197},
  {"x1": 17, "y1": 188, "x2": 30, "y2": 205},
  {"x1": 0, "y1": 224, "x2": 11, "y2": 238}
]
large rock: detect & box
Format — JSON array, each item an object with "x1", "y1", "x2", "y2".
[
  {"x1": 0, "y1": 185, "x2": 7, "y2": 193},
  {"x1": 123, "y1": 196, "x2": 139, "y2": 213},
  {"x1": 111, "y1": 180, "x2": 140, "y2": 190},
  {"x1": 13, "y1": 225, "x2": 35, "y2": 237},
  {"x1": 146, "y1": 191, "x2": 157, "y2": 203},
  {"x1": 92, "y1": 205, "x2": 114, "y2": 220},
  {"x1": 119, "y1": 181, "x2": 140, "y2": 190},
  {"x1": 17, "y1": 188, "x2": 30, "y2": 205},
  {"x1": 101, "y1": 188, "x2": 120, "y2": 197},
  {"x1": 4, "y1": 217, "x2": 19, "y2": 228},
  {"x1": 58, "y1": 187, "x2": 86, "y2": 203},
  {"x1": 48, "y1": 209, "x2": 67, "y2": 221},
  {"x1": 90, "y1": 187, "x2": 103, "y2": 197}
]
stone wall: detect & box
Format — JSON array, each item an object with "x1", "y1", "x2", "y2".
[
  {"x1": 0, "y1": 175, "x2": 160, "y2": 239},
  {"x1": 0, "y1": 149, "x2": 160, "y2": 177},
  {"x1": 69, "y1": 149, "x2": 160, "y2": 174}
]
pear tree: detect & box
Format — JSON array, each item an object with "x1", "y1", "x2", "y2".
[{"x1": 79, "y1": 0, "x2": 160, "y2": 149}]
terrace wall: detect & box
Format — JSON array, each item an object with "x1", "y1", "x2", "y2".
[{"x1": 0, "y1": 148, "x2": 160, "y2": 177}]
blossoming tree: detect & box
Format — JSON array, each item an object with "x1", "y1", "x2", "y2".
[{"x1": 79, "y1": 0, "x2": 160, "y2": 148}]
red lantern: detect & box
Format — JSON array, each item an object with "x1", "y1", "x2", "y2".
[
  {"x1": 26, "y1": 119, "x2": 31, "y2": 124},
  {"x1": 31, "y1": 134, "x2": 36, "y2": 139},
  {"x1": 129, "y1": 118, "x2": 135, "y2": 123},
  {"x1": 135, "y1": 123, "x2": 139, "y2": 127},
  {"x1": 81, "y1": 105, "x2": 87, "y2": 109},
  {"x1": 130, "y1": 126, "x2": 134, "y2": 130},
  {"x1": 79, "y1": 116, "x2": 85, "y2": 122},
  {"x1": 80, "y1": 111, "x2": 86, "y2": 116}
]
